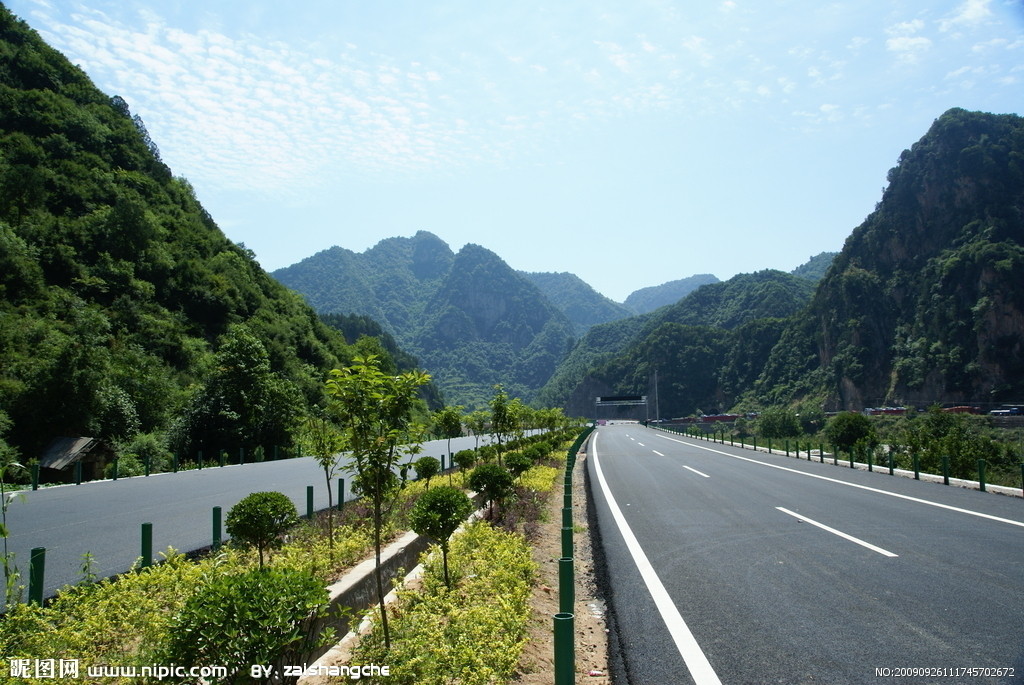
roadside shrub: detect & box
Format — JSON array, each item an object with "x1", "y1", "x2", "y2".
[
  {"x1": 161, "y1": 567, "x2": 329, "y2": 684},
  {"x1": 824, "y1": 411, "x2": 878, "y2": 455},
  {"x1": 757, "y1": 407, "x2": 802, "y2": 438},
  {"x1": 226, "y1": 491, "x2": 298, "y2": 568}
]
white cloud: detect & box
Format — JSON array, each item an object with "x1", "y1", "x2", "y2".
[{"x1": 940, "y1": 0, "x2": 993, "y2": 32}]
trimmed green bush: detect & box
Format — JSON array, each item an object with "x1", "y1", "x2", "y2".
[{"x1": 225, "y1": 491, "x2": 298, "y2": 568}]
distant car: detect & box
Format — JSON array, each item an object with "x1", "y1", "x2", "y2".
[{"x1": 989, "y1": 408, "x2": 1021, "y2": 415}]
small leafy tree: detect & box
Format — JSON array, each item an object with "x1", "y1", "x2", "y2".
[
  {"x1": 465, "y1": 409, "x2": 490, "y2": 454},
  {"x1": 468, "y1": 463, "x2": 514, "y2": 519},
  {"x1": 433, "y1": 405, "x2": 463, "y2": 485},
  {"x1": 490, "y1": 386, "x2": 513, "y2": 464},
  {"x1": 409, "y1": 486, "x2": 474, "y2": 588},
  {"x1": 225, "y1": 491, "x2": 298, "y2": 569},
  {"x1": 414, "y1": 456, "x2": 441, "y2": 489},
  {"x1": 325, "y1": 354, "x2": 430, "y2": 650},
  {"x1": 300, "y1": 414, "x2": 347, "y2": 555}
]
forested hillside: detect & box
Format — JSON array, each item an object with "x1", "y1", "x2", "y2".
[{"x1": 0, "y1": 8, "x2": 371, "y2": 462}]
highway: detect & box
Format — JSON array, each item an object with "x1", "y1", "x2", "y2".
[
  {"x1": 3, "y1": 434, "x2": 491, "y2": 601},
  {"x1": 587, "y1": 423, "x2": 1024, "y2": 684}
]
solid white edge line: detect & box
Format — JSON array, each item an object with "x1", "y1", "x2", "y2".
[
  {"x1": 683, "y1": 465, "x2": 711, "y2": 479},
  {"x1": 592, "y1": 432, "x2": 723, "y2": 685},
  {"x1": 776, "y1": 507, "x2": 898, "y2": 557},
  {"x1": 654, "y1": 432, "x2": 1024, "y2": 530}
]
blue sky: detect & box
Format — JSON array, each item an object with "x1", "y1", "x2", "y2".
[{"x1": 7, "y1": 0, "x2": 1023, "y2": 302}]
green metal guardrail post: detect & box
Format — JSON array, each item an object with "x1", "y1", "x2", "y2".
[
  {"x1": 112, "y1": 458, "x2": 119, "y2": 481},
  {"x1": 212, "y1": 506, "x2": 222, "y2": 551},
  {"x1": 848, "y1": 448, "x2": 854, "y2": 469},
  {"x1": 553, "y1": 612, "x2": 575, "y2": 685},
  {"x1": 145, "y1": 455, "x2": 151, "y2": 477},
  {"x1": 173, "y1": 452, "x2": 179, "y2": 473},
  {"x1": 942, "y1": 455, "x2": 950, "y2": 485},
  {"x1": 239, "y1": 447, "x2": 245, "y2": 466},
  {"x1": 561, "y1": 526, "x2": 573, "y2": 559},
  {"x1": 31, "y1": 463, "x2": 39, "y2": 491},
  {"x1": 820, "y1": 443, "x2": 825, "y2": 463},
  {"x1": 867, "y1": 449, "x2": 873, "y2": 472},
  {"x1": 28, "y1": 547, "x2": 45, "y2": 605},
  {"x1": 306, "y1": 485, "x2": 314, "y2": 519},
  {"x1": 75, "y1": 460, "x2": 82, "y2": 485},
  {"x1": 141, "y1": 522, "x2": 153, "y2": 568},
  {"x1": 785, "y1": 440, "x2": 790, "y2": 457},
  {"x1": 337, "y1": 478, "x2": 345, "y2": 512},
  {"x1": 559, "y1": 557, "x2": 574, "y2": 615},
  {"x1": 198, "y1": 450, "x2": 204, "y2": 470},
  {"x1": 888, "y1": 452, "x2": 894, "y2": 476},
  {"x1": 978, "y1": 459, "x2": 987, "y2": 492},
  {"x1": 219, "y1": 449, "x2": 225, "y2": 467},
  {"x1": 913, "y1": 453, "x2": 920, "y2": 480},
  {"x1": 767, "y1": 437, "x2": 772, "y2": 454}
]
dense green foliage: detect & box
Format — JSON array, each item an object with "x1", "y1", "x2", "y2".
[
  {"x1": 161, "y1": 567, "x2": 328, "y2": 684},
  {"x1": 0, "y1": 8, "x2": 365, "y2": 465}
]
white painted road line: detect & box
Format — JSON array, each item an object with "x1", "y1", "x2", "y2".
[
  {"x1": 652, "y1": 450, "x2": 665, "y2": 457},
  {"x1": 638, "y1": 442, "x2": 645, "y2": 447},
  {"x1": 592, "y1": 433, "x2": 723, "y2": 685},
  {"x1": 654, "y1": 432, "x2": 1024, "y2": 530},
  {"x1": 776, "y1": 507, "x2": 899, "y2": 557},
  {"x1": 683, "y1": 465, "x2": 710, "y2": 478}
]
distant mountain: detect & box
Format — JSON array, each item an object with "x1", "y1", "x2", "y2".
[
  {"x1": 623, "y1": 274, "x2": 720, "y2": 314},
  {"x1": 790, "y1": 252, "x2": 837, "y2": 282},
  {"x1": 274, "y1": 233, "x2": 575, "y2": 407},
  {"x1": 520, "y1": 271, "x2": 633, "y2": 335},
  {"x1": 539, "y1": 270, "x2": 814, "y2": 414}
]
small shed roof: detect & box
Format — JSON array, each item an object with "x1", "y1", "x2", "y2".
[{"x1": 39, "y1": 437, "x2": 99, "y2": 470}]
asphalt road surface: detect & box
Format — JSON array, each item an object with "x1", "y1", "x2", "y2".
[
  {"x1": 4, "y1": 434, "x2": 494, "y2": 601},
  {"x1": 587, "y1": 423, "x2": 1024, "y2": 685}
]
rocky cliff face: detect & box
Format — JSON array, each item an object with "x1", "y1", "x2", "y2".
[{"x1": 808, "y1": 108, "x2": 1024, "y2": 408}]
